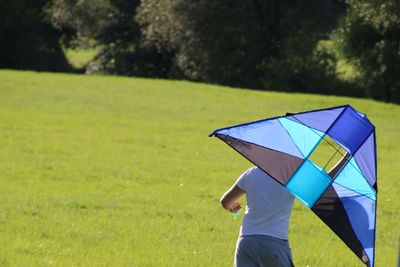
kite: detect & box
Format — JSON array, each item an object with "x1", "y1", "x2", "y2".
[{"x1": 210, "y1": 105, "x2": 377, "y2": 267}]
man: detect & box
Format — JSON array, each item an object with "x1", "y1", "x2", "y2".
[{"x1": 220, "y1": 153, "x2": 350, "y2": 267}]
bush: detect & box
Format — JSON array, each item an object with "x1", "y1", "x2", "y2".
[
  {"x1": 334, "y1": 1, "x2": 400, "y2": 103},
  {"x1": 0, "y1": 0, "x2": 70, "y2": 71},
  {"x1": 49, "y1": 0, "x2": 174, "y2": 77}
]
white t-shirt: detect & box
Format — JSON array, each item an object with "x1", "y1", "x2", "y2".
[{"x1": 235, "y1": 166, "x2": 294, "y2": 240}]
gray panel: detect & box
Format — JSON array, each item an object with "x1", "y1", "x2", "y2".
[{"x1": 218, "y1": 134, "x2": 304, "y2": 185}]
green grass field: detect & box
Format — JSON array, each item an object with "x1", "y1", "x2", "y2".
[
  {"x1": 65, "y1": 48, "x2": 98, "y2": 70},
  {"x1": 0, "y1": 70, "x2": 399, "y2": 266}
]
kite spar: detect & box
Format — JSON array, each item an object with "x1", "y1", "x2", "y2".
[{"x1": 210, "y1": 105, "x2": 377, "y2": 267}]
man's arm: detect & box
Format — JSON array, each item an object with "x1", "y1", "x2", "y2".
[
  {"x1": 220, "y1": 185, "x2": 245, "y2": 212},
  {"x1": 328, "y1": 152, "x2": 350, "y2": 178}
]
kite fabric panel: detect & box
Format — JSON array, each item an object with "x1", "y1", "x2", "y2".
[{"x1": 210, "y1": 104, "x2": 377, "y2": 267}]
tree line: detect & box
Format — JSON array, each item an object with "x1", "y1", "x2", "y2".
[{"x1": 1, "y1": 0, "x2": 399, "y2": 103}]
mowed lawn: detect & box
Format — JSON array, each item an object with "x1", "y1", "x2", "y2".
[{"x1": 0, "y1": 70, "x2": 398, "y2": 266}]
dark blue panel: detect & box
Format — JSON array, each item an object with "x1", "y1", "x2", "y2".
[{"x1": 328, "y1": 107, "x2": 374, "y2": 154}]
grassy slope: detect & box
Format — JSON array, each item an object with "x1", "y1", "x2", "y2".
[
  {"x1": 0, "y1": 70, "x2": 398, "y2": 266},
  {"x1": 64, "y1": 48, "x2": 98, "y2": 70}
]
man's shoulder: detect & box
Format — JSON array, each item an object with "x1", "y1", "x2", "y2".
[
  {"x1": 243, "y1": 166, "x2": 275, "y2": 185},
  {"x1": 250, "y1": 167, "x2": 292, "y2": 193},
  {"x1": 247, "y1": 166, "x2": 272, "y2": 179}
]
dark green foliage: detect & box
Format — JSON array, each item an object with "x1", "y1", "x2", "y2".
[
  {"x1": 86, "y1": 44, "x2": 174, "y2": 78},
  {"x1": 258, "y1": 2, "x2": 363, "y2": 96},
  {"x1": 138, "y1": 0, "x2": 272, "y2": 87},
  {"x1": 2, "y1": 0, "x2": 399, "y2": 103},
  {"x1": 0, "y1": 0, "x2": 70, "y2": 71},
  {"x1": 50, "y1": 0, "x2": 174, "y2": 77},
  {"x1": 137, "y1": 0, "x2": 348, "y2": 93},
  {"x1": 336, "y1": 0, "x2": 400, "y2": 103},
  {"x1": 260, "y1": 25, "x2": 362, "y2": 97},
  {"x1": 49, "y1": 0, "x2": 115, "y2": 45}
]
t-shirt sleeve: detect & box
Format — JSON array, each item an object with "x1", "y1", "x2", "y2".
[{"x1": 235, "y1": 167, "x2": 254, "y2": 191}]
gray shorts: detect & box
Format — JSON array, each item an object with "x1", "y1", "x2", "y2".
[{"x1": 235, "y1": 235, "x2": 294, "y2": 267}]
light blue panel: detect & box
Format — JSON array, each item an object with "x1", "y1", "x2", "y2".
[
  {"x1": 286, "y1": 159, "x2": 332, "y2": 208},
  {"x1": 334, "y1": 158, "x2": 376, "y2": 201},
  {"x1": 354, "y1": 132, "x2": 376, "y2": 186},
  {"x1": 215, "y1": 119, "x2": 304, "y2": 158},
  {"x1": 278, "y1": 117, "x2": 324, "y2": 158},
  {"x1": 333, "y1": 183, "x2": 376, "y2": 266}
]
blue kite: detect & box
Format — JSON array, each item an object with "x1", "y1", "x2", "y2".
[{"x1": 210, "y1": 105, "x2": 377, "y2": 267}]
